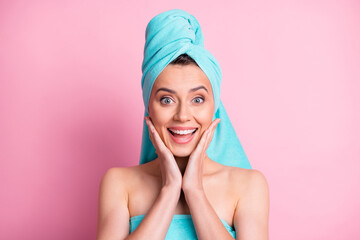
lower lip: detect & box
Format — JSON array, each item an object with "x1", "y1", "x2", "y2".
[{"x1": 168, "y1": 129, "x2": 197, "y2": 144}]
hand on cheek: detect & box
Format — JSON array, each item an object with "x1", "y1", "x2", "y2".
[
  {"x1": 182, "y1": 118, "x2": 221, "y2": 193},
  {"x1": 145, "y1": 116, "x2": 182, "y2": 188}
]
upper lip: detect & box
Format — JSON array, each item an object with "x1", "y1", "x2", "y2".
[{"x1": 167, "y1": 127, "x2": 198, "y2": 130}]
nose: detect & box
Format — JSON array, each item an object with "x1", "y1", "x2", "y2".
[{"x1": 173, "y1": 102, "x2": 191, "y2": 122}]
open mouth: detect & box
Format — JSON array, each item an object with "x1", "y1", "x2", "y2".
[
  {"x1": 167, "y1": 128, "x2": 198, "y2": 136},
  {"x1": 167, "y1": 128, "x2": 198, "y2": 144}
]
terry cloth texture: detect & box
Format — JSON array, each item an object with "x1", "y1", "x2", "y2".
[{"x1": 139, "y1": 9, "x2": 252, "y2": 169}]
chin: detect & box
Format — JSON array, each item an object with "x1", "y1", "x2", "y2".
[{"x1": 170, "y1": 148, "x2": 193, "y2": 158}]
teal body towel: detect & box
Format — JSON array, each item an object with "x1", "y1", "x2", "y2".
[{"x1": 130, "y1": 214, "x2": 236, "y2": 239}]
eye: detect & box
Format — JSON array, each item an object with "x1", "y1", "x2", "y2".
[
  {"x1": 192, "y1": 97, "x2": 204, "y2": 104},
  {"x1": 160, "y1": 97, "x2": 174, "y2": 105}
]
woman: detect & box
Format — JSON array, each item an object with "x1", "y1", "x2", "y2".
[{"x1": 96, "y1": 9, "x2": 269, "y2": 240}]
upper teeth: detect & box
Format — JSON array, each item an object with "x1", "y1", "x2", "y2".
[{"x1": 169, "y1": 129, "x2": 196, "y2": 135}]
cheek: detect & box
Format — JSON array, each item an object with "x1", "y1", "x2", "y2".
[
  {"x1": 148, "y1": 103, "x2": 172, "y2": 133},
  {"x1": 150, "y1": 104, "x2": 168, "y2": 120},
  {"x1": 194, "y1": 107, "x2": 214, "y2": 126}
]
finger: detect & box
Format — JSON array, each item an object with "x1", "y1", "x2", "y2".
[
  {"x1": 145, "y1": 117, "x2": 156, "y2": 146},
  {"x1": 152, "y1": 127, "x2": 168, "y2": 152},
  {"x1": 190, "y1": 119, "x2": 221, "y2": 158},
  {"x1": 145, "y1": 117, "x2": 153, "y2": 136},
  {"x1": 192, "y1": 128, "x2": 211, "y2": 156},
  {"x1": 145, "y1": 117, "x2": 168, "y2": 152},
  {"x1": 145, "y1": 117, "x2": 158, "y2": 145},
  {"x1": 210, "y1": 118, "x2": 221, "y2": 131},
  {"x1": 211, "y1": 118, "x2": 221, "y2": 135},
  {"x1": 205, "y1": 119, "x2": 221, "y2": 149},
  {"x1": 199, "y1": 119, "x2": 219, "y2": 148},
  {"x1": 204, "y1": 118, "x2": 220, "y2": 136}
]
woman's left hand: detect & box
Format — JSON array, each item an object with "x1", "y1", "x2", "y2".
[{"x1": 182, "y1": 118, "x2": 221, "y2": 193}]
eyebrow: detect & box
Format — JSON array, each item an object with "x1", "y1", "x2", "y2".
[{"x1": 155, "y1": 85, "x2": 208, "y2": 94}]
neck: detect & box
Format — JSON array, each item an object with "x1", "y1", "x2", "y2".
[
  {"x1": 151, "y1": 154, "x2": 214, "y2": 178},
  {"x1": 174, "y1": 156, "x2": 190, "y2": 175}
]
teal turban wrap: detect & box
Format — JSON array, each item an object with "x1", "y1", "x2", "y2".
[{"x1": 140, "y1": 9, "x2": 252, "y2": 169}]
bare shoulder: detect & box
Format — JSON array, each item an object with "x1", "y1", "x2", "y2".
[
  {"x1": 100, "y1": 163, "x2": 156, "y2": 194},
  {"x1": 231, "y1": 168, "x2": 270, "y2": 238},
  {"x1": 245, "y1": 169, "x2": 269, "y2": 194},
  {"x1": 226, "y1": 167, "x2": 269, "y2": 202},
  {"x1": 101, "y1": 167, "x2": 126, "y2": 180},
  {"x1": 99, "y1": 166, "x2": 141, "y2": 203},
  {"x1": 100, "y1": 167, "x2": 130, "y2": 188},
  {"x1": 98, "y1": 167, "x2": 131, "y2": 207},
  {"x1": 228, "y1": 167, "x2": 268, "y2": 188},
  {"x1": 232, "y1": 168, "x2": 269, "y2": 220},
  {"x1": 96, "y1": 165, "x2": 149, "y2": 239},
  {"x1": 100, "y1": 165, "x2": 146, "y2": 189},
  {"x1": 96, "y1": 167, "x2": 132, "y2": 239}
]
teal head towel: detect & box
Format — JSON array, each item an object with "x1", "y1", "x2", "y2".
[{"x1": 139, "y1": 9, "x2": 252, "y2": 169}]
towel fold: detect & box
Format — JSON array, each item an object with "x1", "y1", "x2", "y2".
[{"x1": 139, "y1": 9, "x2": 252, "y2": 169}]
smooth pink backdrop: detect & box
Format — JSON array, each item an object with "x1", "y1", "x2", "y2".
[{"x1": 1, "y1": 0, "x2": 359, "y2": 239}]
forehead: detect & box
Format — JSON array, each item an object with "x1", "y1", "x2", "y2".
[{"x1": 153, "y1": 64, "x2": 212, "y2": 92}]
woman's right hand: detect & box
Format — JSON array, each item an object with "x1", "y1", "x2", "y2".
[{"x1": 145, "y1": 116, "x2": 182, "y2": 189}]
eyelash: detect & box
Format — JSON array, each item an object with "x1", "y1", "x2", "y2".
[
  {"x1": 160, "y1": 96, "x2": 205, "y2": 105},
  {"x1": 192, "y1": 97, "x2": 204, "y2": 104}
]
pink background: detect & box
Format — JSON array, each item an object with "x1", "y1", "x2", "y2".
[{"x1": 1, "y1": 0, "x2": 359, "y2": 239}]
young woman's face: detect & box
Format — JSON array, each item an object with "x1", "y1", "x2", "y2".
[{"x1": 148, "y1": 64, "x2": 215, "y2": 157}]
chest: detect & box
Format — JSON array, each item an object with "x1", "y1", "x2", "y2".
[{"x1": 127, "y1": 175, "x2": 238, "y2": 227}]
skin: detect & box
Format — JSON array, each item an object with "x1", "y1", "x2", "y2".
[
  {"x1": 147, "y1": 63, "x2": 218, "y2": 183},
  {"x1": 96, "y1": 63, "x2": 269, "y2": 240}
]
